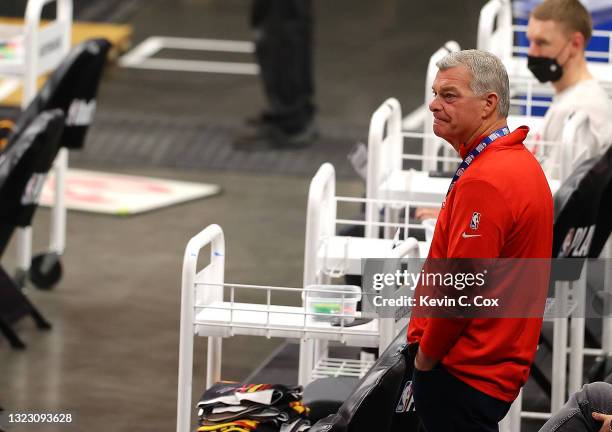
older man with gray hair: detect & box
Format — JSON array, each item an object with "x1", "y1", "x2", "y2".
[{"x1": 407, "y1": 49, "x2": 553, "y2": 431}]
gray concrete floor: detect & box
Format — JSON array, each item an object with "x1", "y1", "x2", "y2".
[{"x1": 0, "y1": 165, "x2": 362, "y2": 431}]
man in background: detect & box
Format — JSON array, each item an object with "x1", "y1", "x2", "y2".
[
  {"x1": 234, "y1": 0, "x2": 317, "y2": 151},
  {"x1": 527, "y1": 0, "x2": 612, "y2": 178}
]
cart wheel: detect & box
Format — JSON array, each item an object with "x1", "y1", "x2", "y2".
[{"x1": 29, "y1": 253, "x2": 63, "y2": 290}]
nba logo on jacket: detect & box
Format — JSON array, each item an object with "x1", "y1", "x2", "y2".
[{"x1": 470, "y1": 212, "x2": 480, "y2": 230}]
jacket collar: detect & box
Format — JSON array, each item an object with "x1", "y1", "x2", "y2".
[{"x1": 458, "y1": 126, "x2": 530, "y2": 159}]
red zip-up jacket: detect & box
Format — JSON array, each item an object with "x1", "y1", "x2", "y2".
[{"x1": 407, "y1": 126, "x2": 553, "y2": 402}]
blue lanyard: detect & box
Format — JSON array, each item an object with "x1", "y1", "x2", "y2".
[{"x1": 445, "y1": 126, "x2": 510, "y2": 197}]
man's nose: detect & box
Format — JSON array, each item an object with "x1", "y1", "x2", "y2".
[
  {"x1": 527, "y1": 42, "x2": 539, "y2": 57},
  {"x1": 429, "y1": 95, "x2": 440, "y2": 112}
]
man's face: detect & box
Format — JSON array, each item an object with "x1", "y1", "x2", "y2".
[
  {"x1": 429, "y1": 65, "x2": 484, "y2": 148},
  {"x1": 526, "y1": 18, "x2": 571, "y2": 60}
]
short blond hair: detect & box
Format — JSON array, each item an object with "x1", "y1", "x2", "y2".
[{"x1": 531, "y1": 0, "x2": 592, "y2": 44}]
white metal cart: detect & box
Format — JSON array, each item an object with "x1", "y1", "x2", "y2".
[
  {"x1": 0, "y1": 0, "x2": 72, "y2": 286},
  {"x1": 300, "y1": 162, "x2": 444, "y2": 385},
  {"x1": 0, "y1": 0, "x2": 72, "y2": 106},
  {"x1": 176, "y1": 162, "x2": 444, "y2": 430},
  {"x1": 176, "y1": 224, "x2": 390, "y2": 432}
]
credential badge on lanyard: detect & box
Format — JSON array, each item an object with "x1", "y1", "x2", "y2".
[{"x1": 445, "y1": 127, "x2": 510, "y2": 197}]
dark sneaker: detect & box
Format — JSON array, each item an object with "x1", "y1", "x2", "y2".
[
  {"x1": 276, "y1": 122, "x2": 319, "y2": 149},
  {"x1": 244, "y1": 110, "x2": 279, "y2": 128},
  {"x1": 233, "y1": 122, "x2": 318, "y2": 151}
]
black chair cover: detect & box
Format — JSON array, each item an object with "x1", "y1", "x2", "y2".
[
  {"x1": 309, "y1": 328, "x2": 420, "y2": 432},
  {"x1": 0, "y1": 110, "x2": 64, "y2": 348},
  {"x1": 552, "y1": 145, "x2": 612, "y2": 280},
  {"x1": 10, "y1": 38, "x2": 111, "y2": 150},
  {"x1": 0, "y1": 109, "x2": 65, "y2": 255}
]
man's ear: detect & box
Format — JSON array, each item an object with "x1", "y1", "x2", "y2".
[
  {"x1": 570, "y1": 31, "x2": 586, "y2": 53},
  {"x1": 482, "y1": 92, "x2": 499, "y2": 118}
]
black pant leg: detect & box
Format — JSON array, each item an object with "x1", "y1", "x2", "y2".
[
  {"x1": 412, "y1": 366, "x2": 511, "y2": 432},
  {"x1": 252, "y1": 0, "x2": 315, "y2": 133}
]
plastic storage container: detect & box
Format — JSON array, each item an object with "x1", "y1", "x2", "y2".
[{"x1": 305, "y1": 285, "x2": 362, "y2": 324}]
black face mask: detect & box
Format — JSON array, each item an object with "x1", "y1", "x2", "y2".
[{"x1": 527, "y1": 55, "x2": 564, "y2": 83}]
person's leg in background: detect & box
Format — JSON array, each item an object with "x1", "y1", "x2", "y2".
[
  {"x1": 412, "y1": 365, "x2": 511, "y2": 432},
  {"x1": 539, "y1": 382, "x2": 612, "y2": 432},
  {"x1": 235, "y1": 0, "x2": 317, "y2": 151}
]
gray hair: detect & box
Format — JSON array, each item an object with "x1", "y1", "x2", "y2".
[{"x1": 436, "y1": 49, "x2": 510, "y2": 118}]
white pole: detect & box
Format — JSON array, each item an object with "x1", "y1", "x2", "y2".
[
  {"x1": 177, "y1": 225, "x2": 224, "y2": 432},
  {"x1": 49, "y1": 148, "x2": 68, "y2": 254},
  {"x1": 298, "y1": 339, "x2": 314, "y2": 385},
  {"x1": 552, "y1": 281, "x2": 569, "y2": 413},
  {"x1": 16, "y1": 226, "x2": 33, "y2": 278},
  {"x1": 602, "y1": 238, "x2": 612, "y2": 354},
  {"x1": 206, "y1": 337, "x2": 223, "y2": 389},
  {"x1": 569, "y1": 263, "x2": 586, "y2": 395}
]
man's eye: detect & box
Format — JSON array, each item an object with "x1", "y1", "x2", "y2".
[{"x1": 444, "y1": 94, "x2": 456, "y2": 100}]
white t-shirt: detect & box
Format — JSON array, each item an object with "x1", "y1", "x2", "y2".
[{"x1": 538, "y1": 79, "x2": 612, "y2": 179}]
